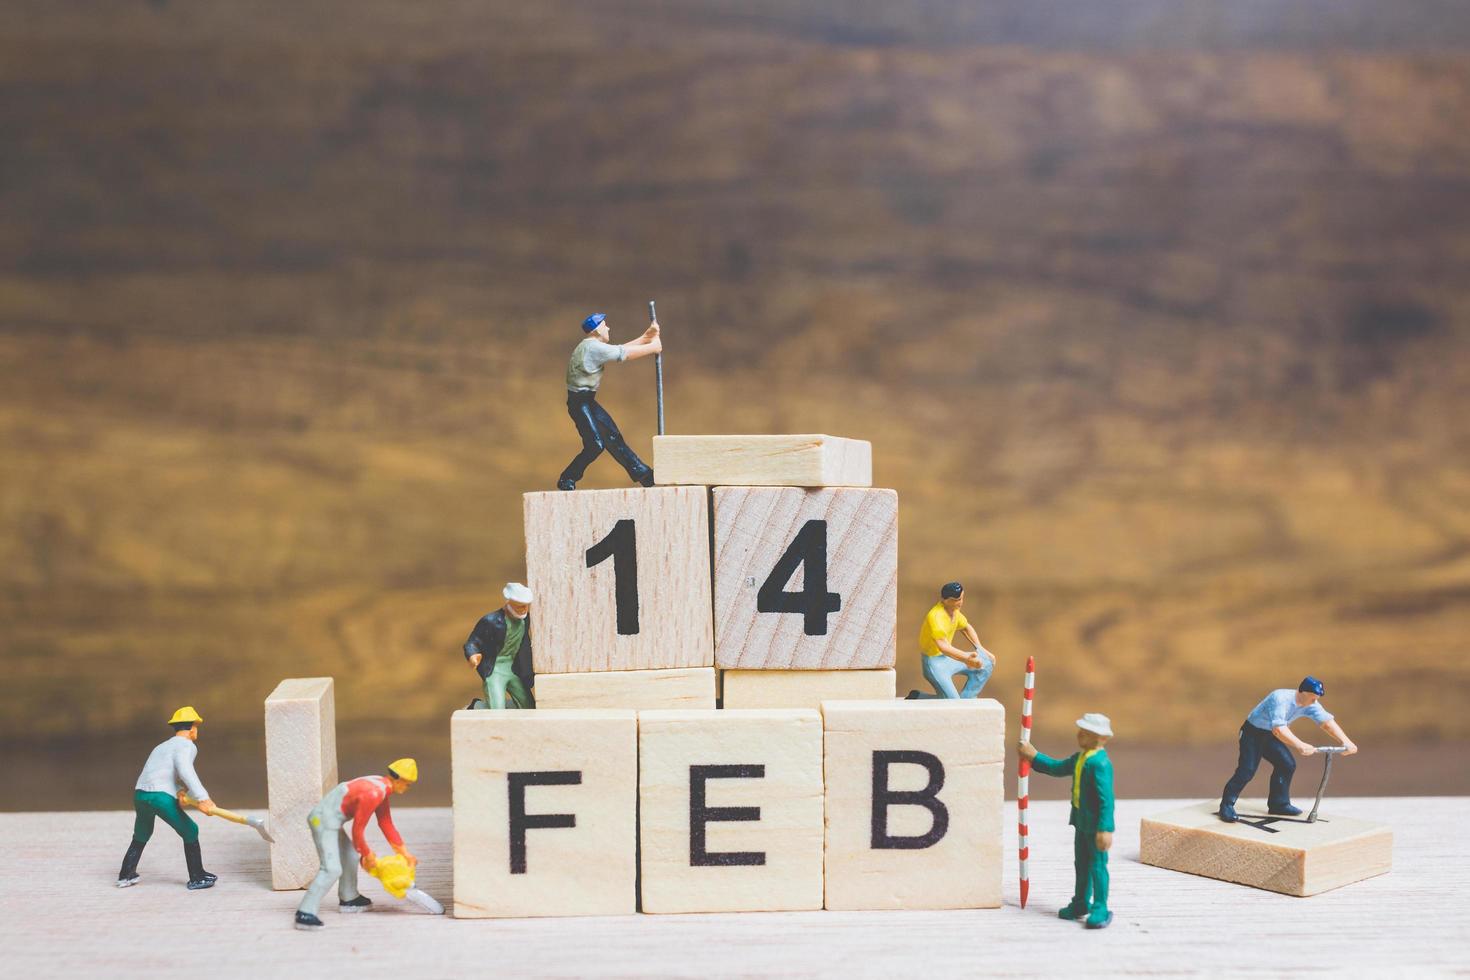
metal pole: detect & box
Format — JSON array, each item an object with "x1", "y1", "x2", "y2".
[
  {"x1": 1306, "y1": 746, "x2": 1346, "y2": 824},
  {"x1": 649, "y1": 299, "x2": 664, "y2": 435}
]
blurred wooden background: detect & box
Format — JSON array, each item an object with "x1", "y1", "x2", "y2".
[{"x1": 2, "y1": 1, "x2": 1468, "y2": 805}]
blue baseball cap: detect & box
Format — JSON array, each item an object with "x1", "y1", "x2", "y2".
[
  {"x1": 582, "y1": 313, "x2": 607, "y2": 333},
  {"x1": 1298, "y1": 676, "x2": 1325, "y2": 696}
]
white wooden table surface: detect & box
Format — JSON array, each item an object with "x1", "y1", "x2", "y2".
[{"x1": 5, "y1": 798, "x2": 1459, "y2": 977}]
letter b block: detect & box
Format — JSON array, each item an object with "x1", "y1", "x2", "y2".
[{"x1": 822, "y1": 699, "x2": 1005, "y2": 910}]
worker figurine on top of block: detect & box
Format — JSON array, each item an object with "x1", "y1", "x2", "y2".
[
  {"x1": 557, "y1": 312, "x2": 662, "y2": 491},
  {"x1": 118, "y1": 706, "x2": 221, "y2": 890},
  {"x1": 905, "y1": 581, "x2": 998, "y2": 700},
  {"x1": 1018, "y1": 713, "x2": 1116, "y2": 930},
  {"x1": 1218, "y1": 676, "x2": 1358, "y2": 823},
  {"x1": 463, "y1": 582, "x2": 536, "y2": 710}
]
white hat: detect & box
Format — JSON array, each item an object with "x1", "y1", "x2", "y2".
[
  {"x1": 1076, "y1": 713, "x2": 1113, "y2": 738},
  {"x1": 503, "y1": 582, "x2": 534, "y2": 604}
]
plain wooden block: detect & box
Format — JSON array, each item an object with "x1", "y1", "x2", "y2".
[
  {"x1": 821, "y1": 699, "x2": 1005, "y2": 910},
  {"x1": 653, "y1": 434, "x2": 872, "y2": 487},
  {"x1": 713, "y1": 487, "x2": 897, "y2": 669},
  {"x1": 524, "y1": 487, "x2": 713, "y2": 673},
  {"x1": 638, "y1": 709, "x2": 824, "y2": 913},
  {"x1": 264, "y1": 677, "x2": 338, "y2": 890},
  {"x1": 1140, "y1": 800, "x2": 1393, "y2": 896},
  {"x1": 452, "y1": 709, "x2": 638, "y2": 918},
  {"x1": 721, "y1": 669, "x2": 895, "y2": 710},
  {"x1": 533, "y1": 667, "x2": 716, "y2": 710}
]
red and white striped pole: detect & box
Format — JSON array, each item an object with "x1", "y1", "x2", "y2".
[{"x1": 1018, "y1": 655, "x2": 1035, "y2": 909}]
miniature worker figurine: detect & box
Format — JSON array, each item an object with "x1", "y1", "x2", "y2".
[
  {"x1": 117, "y1": 706, "x2": 220, "y2": 890},
  {"x1": 905, "y1": 581, "x2": 998, "y2": 699},
  {"x1": 1218, "y1": 676, "x2": 1358, "y2": 823},
  {"x1": 556, "y1": 312, "x2": 661, "y2": 490},
  {"x1": 463, "y1": 582, "x2": 536, "y2": 710},
  {"x1": 1018, "y1": 714, "x2": 1116, "y2": 929},
  {"x1": 294, "y1": 758, "x2": 419, "y2": 931}
]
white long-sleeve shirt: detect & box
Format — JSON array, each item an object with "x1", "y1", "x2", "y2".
[{"x1": 135, "y1": 735, "x2": 209, "y2": 801}]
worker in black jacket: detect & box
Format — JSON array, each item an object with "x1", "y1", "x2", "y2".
[{"x1": 463, "y1": 582, "x2": 536, "y2": 709}]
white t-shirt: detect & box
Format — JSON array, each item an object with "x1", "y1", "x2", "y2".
[{"x1": 566, "y1": 338, "x2": 626, "y2": 391}]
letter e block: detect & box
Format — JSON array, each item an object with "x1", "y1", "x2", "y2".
[
  {"x1": 265, "y1": 677, "x2": 338, "y2": 890},
  {"x1": 822, "y1": 699, "x2": 1004, "y2": 910},
  {"x1": 639, "y1": 709, "x2": 824, "y2": 913},
  {"x1": 452, "y1": 709, "x2": 638, "y2": 918}
]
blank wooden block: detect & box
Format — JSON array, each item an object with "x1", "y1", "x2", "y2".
[
  {"x1": 721, "y1": 669, "x2": 895, "y2": 710},
  {"x1": 524, "y1": 487, "x2": 713, "y2": 673},
  {"x1": 534, "y1": 667, "x2": 716, "y2": 710},
  {"x1": 713, "y1": 487, "x2": 896, "y2": 669},
  {"x1": 653, "y1": 434, "x2": 872, "y2": 487},
  {"x1": 264, "y1": 677, "x2": 338, "y2": 890},
  {"x1": 639, "y1": 709, "x2": 824, "y2": 913},
  {"x1": 452, "y1": 709, "x2": 638, "y2": 918},
  {"x1": 1140, "y1": 800, "x2": 1392, "y2": 896},
  {"x1": 821, "y1": 699, "x2": 1004, "y2": 910}
]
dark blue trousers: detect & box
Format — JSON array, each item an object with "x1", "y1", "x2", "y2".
[
  {"x1": 559, "y1": 390, "x2": 651, "y2": 485},
  {"x1": 1221, "y1": 723, "x2": 1296, "y2": 809}
]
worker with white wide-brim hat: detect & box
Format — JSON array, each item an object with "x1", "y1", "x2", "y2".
[{"x1": 462, "y1": 582, "x2": 537, "y2": 709}]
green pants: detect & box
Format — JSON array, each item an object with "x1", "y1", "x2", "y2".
[
  {"x1": 1071, "y1": 827, "x2": 1109, "y2": 914},
  {"x1": 481, "y1": 655, "x2": 531, "y2": 710},
  {"x1": 133, "y1": 790, "x2": 199, "y2": 844}
]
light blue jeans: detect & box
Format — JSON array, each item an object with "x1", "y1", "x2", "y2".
[{"x1": 915, "y1": 652, "x2": 994, "y2": 699}]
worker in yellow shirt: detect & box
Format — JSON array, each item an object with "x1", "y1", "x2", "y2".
[{"x1": 906, "y1": 581, "x2": 998, "y2": 699}]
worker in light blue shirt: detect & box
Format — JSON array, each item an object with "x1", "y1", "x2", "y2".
[{"x1": 1219, "y1": 676, "x2": 1358, "y2": 823}]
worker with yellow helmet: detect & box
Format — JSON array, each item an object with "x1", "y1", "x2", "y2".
[
  {"x1": 294, "y1": 758, "x2": 420, "y2": 931},
  {"x1": 117, "y1": 707, "x2": 222, "y2": 890}
]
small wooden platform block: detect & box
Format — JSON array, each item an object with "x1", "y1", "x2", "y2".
[
  {"x1": 638, "y1": 708, "x2": 824, "y2": 914},
  {"x1": 534, "y1": 666, "x2": 716, "y2": 710},
  {"x1": 720, "y1": 668, "x2": 895, "y2": 710},
  {"x1": 653, "y1": 434, "x2": 872, "y2": 488},
  {"x1": 452, "y1": 709, "x2": 638, "y2": 918},
  {"x1": 821, "y1": 699, "x2": 1005, "y2": 911},
  {"x1": 264, "y1": 677, "x2": 338, "y2": 890},
  {"x1": 713, "y1": 486, "x2": 897, "y2": 669},
  {"x1": 524, "y1": 487, "x2": 713, "y2": 674},
  {"x1": 1140, "y1": 800, "x2": 1393, "y2": 896}
]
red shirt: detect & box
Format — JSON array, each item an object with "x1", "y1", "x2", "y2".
[{"x1": 339, "y1": 775, "x2": 403, "y2": 859}]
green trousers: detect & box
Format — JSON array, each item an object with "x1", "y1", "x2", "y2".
[
  {"x1": 1070, "y1": 827, "x2": 1108, "y2": 915},
  {"x1": 133, "y1": 790, "x2": 199, "y2": 844},
  {"x1": 482, "y1": 655, "x2": 531, "y2": 709}
]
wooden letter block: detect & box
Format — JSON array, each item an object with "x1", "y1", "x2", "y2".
[
  {"x1": 1140, "y1": 801, "x2": 1393, "y2": 896},
  {"x1": 821, "y1": 699, "x2": 1004, "y2": 910},
  {"x1": 452, "y1": 709, "x2": 638, "y2": 918},
  {"x1": 534, "y1": 667, "x2": 716, "y2": 710},
  {"x1": 721, "y1": 669, "x2": 895, "y2": 710},
  {"x1": 264, "y1": 677, "x2": 338, "y2": 890},
  {"x1": 653, "y1": 434, "x2": 872, "y2": 487},
  {"x1": 639, "y1": 709, "x2": 824, "y2": 913},
  {"x1": 524, "y1": 487, "x2": 713, "y2": 673},
  {"x1": 713, "y1": 487, "x2": 896, "y2": 669}
]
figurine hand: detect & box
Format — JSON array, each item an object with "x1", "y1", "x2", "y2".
[
  {"x1": 1342, "y1": 741, "x2": 1358, "y2": 756},
  {"x1": 648, "y1": 336, "x2": 663, "y2": 354},
  {"x1": 647, "y1": 320, "x2": 660, "y2": 337},
  {"x1": 1016, "y1": 741, "x2": 1037, "y2": 761},
  {"x1": 1095, "y1": 831, "x2": 1113, "y2": 852},
  {"x1": 361, "y1": 852, "x2": 377, "y2": 872},
  {"x1": 965, "y1": 655, "x2": 983, "y2": 669},
  {"x1": 469, "y1": 652, "x2": 482, "y2": 669},
  {"x1": 197, "y1": 798, "x2": 216, "y2": 815},
  {"x1": 395, "y1": 845, "x2": 418, "y2": 868},
  {"x1": 1296, "y1": 744, "x2": 1317, "y2": 757}
]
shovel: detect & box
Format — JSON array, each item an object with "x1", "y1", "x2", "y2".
[
  {"x1": 182, "y1": 795, "x2": 276, "y2": 843},
  {"x1": 1305, "y1": 746, "x2": 1348, "y2": 824}
]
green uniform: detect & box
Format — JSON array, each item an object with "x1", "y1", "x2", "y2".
[
  {"x1": 483, "y1": 613, "x2": 531, "y2": 710},
  {"x1": 1032, "y1": 747, "x2": 1115, "y2": 922},
  {"x1": 132, "y1": 789, "x2": 199, "y2": 844}
]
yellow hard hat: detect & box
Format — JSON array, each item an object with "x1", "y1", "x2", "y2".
[
  {"x1": 168, "y1": 706, "x2": 203, "y2": 726},
  {"x1": 388, "y1": 758, "x2": 418, "y2": 783}
]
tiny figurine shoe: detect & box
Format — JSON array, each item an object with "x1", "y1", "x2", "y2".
[
  {"x1": 117, "y1": 873, "x2": 139, "y2": 888},
  {"x1": 465, "y1": 697, "x2": 484, "y2": 710},
  {"x1": 1058, "y1": 904, "x2": 1088, "y2": 921},
  {"x1": 295, "y1": 911, "x2": 324, "y2": 931},
  {"x1": 556, "y1": 479, "x2": 577, "y2": 491},
  {"x1": 186, "y1": 875, "x2": 217, "y2": 890},
  {"x1": 904, "y1": 690, "x2": 921, "y2": 700},
  {"x1": 636, "y1": 468, "x2": 655, "y2": 487},
  {"x1": 1085, "y1": 910, "x2": 1113, "y2": 930},
  {"x1": 1218, "y1": 801, "x2": 1238, "y2": 823},
  {"x1": 1268, "y1": 803, "x2": 1303, "y2": 816},
  {"x1": 339, "y1": 895, "x2": 373, "y2": 913}
]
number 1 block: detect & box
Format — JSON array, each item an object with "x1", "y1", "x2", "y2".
[
  {"x1": 525, "y1": 488, "x2": 713, "y2": 674},
  {"x1": 713, "y1": 487, "x2": 897, "y2": 669}
]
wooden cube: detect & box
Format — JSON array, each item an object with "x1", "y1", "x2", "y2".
[
  {"x1": 721, "y1": 669, "x2": 895, "y2": 710},
  {"x1": 653, "y1": 434, "x2": 872, "y2": 487},
  {"x1": 821, "y1": 699, "x2": 1005, "y2": 910},
  {"x1": 713, "y1": 487, "x2": 897, "y2": 669},
  {"x1": 524, "y1": 487, "x2": 713, "y2": 673},
  {"x1": 264, "y1": 677, "x2": 338, "y2": 890},
  {"x1": 534, "y1": 667, "x2": 716, "y2": 710},
  {"x1": 452, "y1": 709, "x2": 638, "y2": 918},
  {"x1": 1140, "y1": 800, "x2": 1393, "y2": 896},
  {"x1": 639, "y1": 709, "x2": 824, "y2": 913}
]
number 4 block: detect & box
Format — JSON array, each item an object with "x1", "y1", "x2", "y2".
[{"x1": 713, "y1": 487, "x2": 897, "y2": 669}]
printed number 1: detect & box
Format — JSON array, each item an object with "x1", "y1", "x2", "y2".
[
  {"x1": 757, "y1": 519, "x2": 842, "y2": 635},
  {"x1": 586, "y1": 519, "x2": 639, "y2": 635}
]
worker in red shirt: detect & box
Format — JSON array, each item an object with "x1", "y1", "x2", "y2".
[{"x1": 294, "y1": 758, "x2": 419, "y2": 931}]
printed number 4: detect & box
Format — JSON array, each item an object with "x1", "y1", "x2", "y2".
[{"x1": 757, "y1": 519, "x2": 842, "y2": 635}]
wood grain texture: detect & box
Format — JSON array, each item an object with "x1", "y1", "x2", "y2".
[
  {"x1": 720, "y1": 668, "x2": 895, "y2": 709},
  {"x1": 263, "y1": 677, "x2": 337, "y2": 890},
  {"x1": 533, "y1": 667, "x2": 716, "y2": 711},
  {"x1": 653, "y1": 435, "x2": 872, "y2": 487},
  {"x1": 1140, "y1": 800, "x2": 1392, "y2": 896},
  {"x1": 524, "y1": 488, "x2": 713, "y2": 673},
  {"x1": 713, "y1": 487, "x2": 897, "y2": 669}
]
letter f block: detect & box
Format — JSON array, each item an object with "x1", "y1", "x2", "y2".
[
  {"x1": 451, "y1": 709, "x2": 638, "y2": 917},
  {"x1": 821, "y1": 699, "x2": 1005, "y2": 909}
]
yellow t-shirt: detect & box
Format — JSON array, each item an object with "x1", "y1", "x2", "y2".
[{"x1": 919, "y1": 602, "x2": 969, "y2": 657}]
